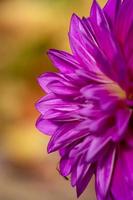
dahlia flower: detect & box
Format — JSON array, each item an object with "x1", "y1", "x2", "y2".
[{"x1": 36, "y1": 0, "x2": 133, "y2": 199}]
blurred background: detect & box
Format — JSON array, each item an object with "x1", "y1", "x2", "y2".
[{"x1": 0, "y1": 0, "x2": 106, "y2": 200}]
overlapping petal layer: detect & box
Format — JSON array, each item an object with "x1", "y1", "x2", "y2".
[{"x1": 36, "y1": 0, "x2": 133, "y2": 199}]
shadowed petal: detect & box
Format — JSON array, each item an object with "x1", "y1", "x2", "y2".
[
  {"x1": 119, "y1": 143, "x2": 133, "y2": 188},
  {"x1": 76, "y1": 163, "x2": 95, "y2": 197},
  {"x1": 111, "y1": 146, "x2": 133, "y2": 200},
  {"x1": 48, "y1": 121, "x2": 91, "y2": 153},
  {"x1": 85, "y1": 135, "x2": 111, "y2": 163},
  {"x1": 104, "y1": 0, "x2": 121, "y2": 26},
  {"x1": 59, "y1": 157, "x2": 72, "y2": 177},
  {"x1": 113, "y1": 109, "x2": 132, "y2": 141},
  {"x1": 96, "y1": 146, "x2": 116, "y2": 200},
  {"x1": 125, "y1": 24, "x2": 133, "y2": 60},
  {"x1": 116, "y1": 0, "x2": 133, "y2": 44}
]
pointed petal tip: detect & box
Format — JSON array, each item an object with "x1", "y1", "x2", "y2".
[
  {"x1": 69, "y1": 13, "x2": 78, "y2": 27},
  {"x1": 37, "y1": 74, "x2": 45, "y2": 86},
  {"x1": 47, "y1": 138, "x2": 55, "y2": 153},
  {"x1": 103, "y1": 0, "x2": 121, "y2": 24},
  {"x1": 92, "y1": 0, "x2": 97, "y2": 4},
  {"x1": 47, "y1": 138, "x2": 59, "y2": 154},
  {"x1": 69, "y1": 13, "x2": 81, "y2": 33},
  {"x1": 90, "y1": 0, "x2": 105, "y2": 26},
  {"x1": 35, "y1": 116, "x2": 46, "y2": 135},
  {"x1": 91, "y1": 0, "x2": 99, "y2": 9},
  {"x1": 71, "y1": 13, "x2": 79, "y2": 20},
  {"x1": 47, "y1": 48, "x2": 58, "y2": 55},
  {"x1": 90, "y1": 0, "x2": 102, "y2": 16},
  {"x1": 37, "y1": 75, "x2": 42, "y2": 84},
  {"x1": 47, "y1": 49, "x2": 60, "y2": 61},
  {"x1": 76, "y1": 188, "x2": 82, "y2": 198},
  {"x1": 35, "y1": 99, "x2": 39, "y2": 111},
  {"x1": 35, "y1": 117, "x2": 40, "y2": 130},
  {"x1": 76, "y1": 184, "x2": 86, "y2": 198},
  {"x1": 47, "y1": 144, "x2": 53, "y2": 154}
]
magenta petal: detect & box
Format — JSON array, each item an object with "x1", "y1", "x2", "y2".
[
  {"x1": 69, "y1": 137, "x2": 93, "y2": 158},
  {"x1": 48, "y1": 121, "x2": 91, "y2": 153},
  {"x1": 36, "y1": 116, "x2": 58, "y2": 135},
  {"x1": 125, "y1": 24, "x2": 133, "y2": 60},
  {"x1": 71, "y1": 166, "x2": 77, "y2": 187},
  {"x1": 116, "y1": 0, "x2": 133, "y2": 44},
  {"x1": 76, "y1": 69, "x2": 109, "y2": 84},
  {"x1": 113, "y1": 109, "x2": 132, "y2": 141},
  {"x1": 90, "y1": 0, "x2": 126, "y2": 87},
  {"x1": 35, "y1": 93, "x2": 78, "y2": 115},
  {"x1": 36, "y1": 0, "x2": 133, "y2": 199},
  {"x1": 104, "y1": 0, "x2": 121, "y2": 25},
  {"x1": 47, "y1": 123, "x2": 77, "y2": 153},
  {"x1": 37, "y1": 72, "x2": 68, "y2": 93},
  {"x1": 76, "y1": 163, "x2": 95, "y2": 197},
  {"x1": 106, "y1": 194, "x2": 114, "y2": 200},
  {"x1": 96, "y1": 146, "x2": 116, "y2": 200},
  {"x1": 59, "y1": 157, "x2": 72, "y2": 177},
  {"x1": 119, "y1": 144, "x2": 133, "y2": 188},
  {"x1": 69, "y1": 14, "x2": 102, "y2": 72},
  {"x1": 47, "y1": 81, "x2": 78, "y2": 96},
  {"x1": 35, "y1": 94, "x2": 56, "y2": 114},
  {"x1": 85, "y1": 135, "x2": 111, "y2": 163},
  {"x1": 125, "y1": 128, "x2": 133, "y2": 148},
  {"x1": 48, "y1": 49, "x2": 80, "y2": 73},
  {"x1": 90, "y1": 0, "x2": 114, "y2": 59},
  {"x1": 111, "y1": 147, "x2": 133, "y2": 200}
]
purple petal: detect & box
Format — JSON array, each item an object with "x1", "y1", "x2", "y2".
[
  {"x1": 124, "y1": 24, "x2": 133, "y2": 59},
  {"x1": 48, "y1": 121, "x2": 91, "y2": 153},
  {"x1": 36, "y1": 116, "x2": 58, "y2": 135},
  {"x1": 36, "y1": 94, "x2": 79, "y2": 115},
  {"x1": 104, "y1": 0, "x2": 121, "y2": 26},
  {"x1": 116, "y1": 0, "x2": 133, "y2": 44},
  {"x1": 96, "y1": 146, "x2": 116, "y2": 200},
  {"x1": 113, "y1": 109, "x2": 132, "y2": 141},
  {"x1": 47, "y1": 81, "x2": 78, "y2": 96},
  {"x1": 76, "y1": 163, "x2": 95, "y2": 197},
  {"x1": 37, "y1": 72, "x2": 69, "y2": 93},
  {"x1": 119, "y1": 143, "x2": 133, "y2": 188},
  {"x1": 69, "y1": 137, "x2": 93, "y2": 158},
  {"x1": 69, "y1": 14, "x2": 103, "y2": 73},
  {"x1": 85, "y1": 135, "x2": 111, "y2": 163},
  {"x1": 111, "y1": 146, "x2": 133, "y2": 200},
  {"x1": 47, "y1": 122, "x2": 77, "y2": 153},
  {"x1": 48, "y1": 49, "x2": 80, "y2": 73},
  {"x1": 90, "y1": 0, "x2": 126, "y2": 87},
  {"x1": 59, "y1": 157, "x2": 72, "y2": 177},
  {"x1": 80, "y1": 84, "x2": 110, "y2": 100}
]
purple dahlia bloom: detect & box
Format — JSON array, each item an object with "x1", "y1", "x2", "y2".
[{"x1": 36, "y1": 0, "x2": 133, "y2": 199}]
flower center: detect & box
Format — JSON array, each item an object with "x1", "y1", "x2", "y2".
[
  {"x1": 108, "y1": 83, "x2": 133, "y2": 109},
  {"x1": 105, "y1": 82, "x2": 126, "y2": 100},
  {"x1": 127, "y1": 93, "x2": 133, "y2": 109},
  {"x1": 110, "y1": 83, "x2": 126, "y2": 99}
]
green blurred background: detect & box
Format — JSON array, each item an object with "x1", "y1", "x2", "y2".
[{"x1": 0, "y1": 0, "x2": 106, "y2": 199}]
